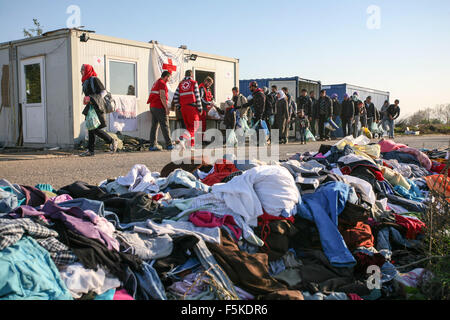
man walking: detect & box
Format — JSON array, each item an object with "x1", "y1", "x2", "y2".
[
  {"x1": 199, "y1": 76, "x2": 214, "y2": 143},
  {"x1": 147, "y1": 71, "x2": 174, "y2": 151},
  {"x1": 386, "y1": 100, "x2": 401, "y2": 139},
  {"x1": 309, "y1": 90, "x2": 319, "y2": 138},
  {"x1": 317, "y1": 89, "x2": 333, "y2": 141},
  {"x1": 365, "y1": 96, "x2": 380, "y2": 133},
  {"x1": 173, "y1": 70, "x2": 202, "y2": 150},
  {"x1": 341, "y1": 94, "x2": 355, "y2": 137},
  {"x1": 242, "y1": 81, "x2": 266, "y2": 145}
]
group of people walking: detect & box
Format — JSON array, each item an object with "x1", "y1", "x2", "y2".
[{"x1": 79, "y1": 64, "x2": 401, "y2": 156}]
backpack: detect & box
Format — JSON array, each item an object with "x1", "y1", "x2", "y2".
[{"x1": 90, "y1": 77, "x2": 117, "y2": 114}]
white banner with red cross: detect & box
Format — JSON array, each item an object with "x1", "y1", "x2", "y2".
[{"x1": 151, "y1": 44, "x2": 185, "y2": 104}]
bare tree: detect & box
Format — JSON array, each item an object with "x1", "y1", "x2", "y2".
[{"x1": 23, "y1": 19, "x2": 43, "y2": 38}]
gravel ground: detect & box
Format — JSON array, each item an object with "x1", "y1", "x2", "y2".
[{"x1": 0, "y1": 135, "x2": 448, "y2": 189}]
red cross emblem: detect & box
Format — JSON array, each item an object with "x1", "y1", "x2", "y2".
[
  {"x1": 181, "y1": 81, "x2": 191, "y2": 90},
  {"x1": 163, "y1": 59, "x2": 177, "y2": 74}
]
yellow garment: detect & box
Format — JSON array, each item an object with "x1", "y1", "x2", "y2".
[
  {"x1": 362, "y1": 127, "x2": 373, "y2": 139},
  {"x1": 381, "y1": 166, "x2": 411, "y2": 190},
  {"x1": 42, "y1": 191, "x2": 57, "y2": 198},
  {"x1": 353, "y1": 144, "x2": 381, "y2": 159}
]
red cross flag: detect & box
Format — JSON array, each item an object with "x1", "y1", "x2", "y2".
[
  {"x1": 152, "y1": 44, "x2": 185, "y2": 104},
  {"x1": 163, "y1": 59, "x2": 177, "y2": 74}
]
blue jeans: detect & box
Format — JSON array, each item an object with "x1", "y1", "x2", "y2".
[{"x1": 387, "y1": 119, "x2": 395, "y2": 138}]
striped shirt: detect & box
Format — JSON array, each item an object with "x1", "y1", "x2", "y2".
[{"x1": 173, "y1": 77, "x2": 202, "y2": 112}]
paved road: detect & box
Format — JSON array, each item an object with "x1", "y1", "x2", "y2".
[{"x1": 1, "y1": 135, "x2": 448, "y2": 189}]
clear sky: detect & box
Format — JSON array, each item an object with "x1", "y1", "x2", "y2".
[{"x1": 1, "y1": 0, "x2": 449, "y2": 118}]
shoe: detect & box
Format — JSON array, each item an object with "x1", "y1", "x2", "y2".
[
  {"x1": 149, "y1": 146, "x2": 162, "y2": 152},
  {"x1": 79, "y1": 151, "x2": 95, "y2": 157},
  {"x1": 110, "y1": 139, "x2": 118, "y2": 153},
  {"x1": 165, "y1": 145, "x2": 175, "y2": 151}
]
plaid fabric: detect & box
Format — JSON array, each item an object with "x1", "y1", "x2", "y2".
[{"x1": 0, "y1": 218, "x2": 77, "y2": 266}]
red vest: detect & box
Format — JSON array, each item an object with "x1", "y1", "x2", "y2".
[
  {"x1": 199, "y1": 83, "x2": 213, "y2": 102},
  {"x1": 147, "y1": 79, "x2": 168, "y2": 108},
  {"x1": 178, "y1": 78, "x2": 197, "y2": 105}
]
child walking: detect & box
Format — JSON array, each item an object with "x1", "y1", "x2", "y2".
[{"x1": 296, "y1": 109, "x2": 310, "y2": 145}]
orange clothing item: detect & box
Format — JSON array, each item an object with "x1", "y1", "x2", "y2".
[{"x1": 425, "y1": 175, "x2": 450, "y2": 203}]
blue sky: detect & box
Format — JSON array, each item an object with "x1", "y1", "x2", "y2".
[{"x1": 1, "y1": 0, "x2": 449, "y2": 117}]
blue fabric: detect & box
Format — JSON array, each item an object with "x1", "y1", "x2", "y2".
[
  {"x1": 394, "y1": 185, "x2": 425, "y2": 202},
  {"x1": 58, "y1": 198, "x2": 105, "y2": 217},
  {"x1": 297, "y1": 182, "x2": 356, "y2": 268},
  {"x1": 376, "y1": 227, "x2": 422, "y2": 253},
  {"x1": 0, "y1": 187, "x2": 19, "y2": 214},
  {"x1": 157, "y1": 170, "x2": 210, "y2": 193},
  {"x1": 35, "y1": 184, "x2": 56, "y2": 193},
  {"x1": 382, "y1": 151, "x2": 421, "y2": 167},
  {"x1": 94, "y1": 289, "x2": 116, "y2": 300},
  {"x1": 135, "y1": 262, "x2": 167, "y2": 300},
  {"x1": 0, "y1": 237, "x2": 73, "y2": 300}
]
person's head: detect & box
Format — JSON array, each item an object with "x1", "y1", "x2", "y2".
[
  {"x1": 383, "y1": 100, "x2": 389, "y2": 106},
  {"x1": 282, "y1": 87, "x2": 289, "y2": 95},
  {"x1": 298, "y1": 109, "x2": 305, "y2": 117},
  {"x1": 310, "y1": 91, "x2": 315, "y2": 98},
  {"x1": 344, "y1": 94, "x2": 349, "y2": 101},
  {"x1": 366, "y1": 96, "x2": 372, "y2": 103},
  {"x1": 225, "y1": 100, "x2": 234, "y2": 109},
  {"x1": 271, "y1": 85, "x2": 277, "y2": 93},
  {"x1": 161, "y1": 71, "x2": 171, "y2": 82},
  {"x1": 81, "y1": 64, "x2": 97, "y2": 82},
  {"x1": 263, "y1": 87, "x2": 269, "y2": 95},
  {"x1": 352, "y1": 92, "x2": 359, "y2": 102},
  {"x1": 320, "y1": 89, "x2": 326, "y2": 97},
  {"x1": 331, "y1": 94, "x2": 338, "y2": 100},
  {"x1": 204, "y1": 76, "x2": 214, "y2": 88},
  {"x1": 395, "y1": 99, "x2": 400, "y2": 106},
  {"x1": 249, "y1": 81, "x2": 258, "y2": 93},
  {"x1": 358, "y1": 101, "x2": 364, "y2": 108},
  {"x1": 232, "y1": 87, "x2": 239, "y2": 97},
  {"x1": 277, "y1": 90, "x2": 286, "y2": 100},
  {"x1": 127, "y1": 85, "x2": 135, "y2": 95},
  {"x1": 301, "y1": 89, "x2": 308, "y2": 96},
  {"x1": 185, "y1": 70, "x2": 193, "y2": 78}
]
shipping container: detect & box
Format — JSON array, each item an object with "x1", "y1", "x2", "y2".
[
  {"x1": 240, "y1": 76, "x2": 321, "y2": 103},
  {"x1": 321, "y1": 83, "x2": 390, "y2": 110}
]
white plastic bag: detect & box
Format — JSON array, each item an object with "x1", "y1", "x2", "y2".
[{"x1": 208, "y1": 107, "x2": 222, "y2": 120}]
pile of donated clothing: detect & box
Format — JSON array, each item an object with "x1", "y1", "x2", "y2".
[{"x1": 0, "y1": 136, "x2": 448, "y2": 301}]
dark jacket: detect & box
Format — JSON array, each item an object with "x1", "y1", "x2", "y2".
[
  {"x1": 264, "y1": 92, "x2": 276, "y2": 118},
  {"x1": 82, "y1": 77, "x2": 107, "y2": 130},
  {"x1": 365, "y1": 102, "x2": 379, "y2": 122},
  {"x1": 387, "y1": 104, "x2": 401, "y2": 120},
  {"x1": 243, "y1": 89, "x2": 266, "y2": 122},
  {"x1": 318, "y1": 95, "x2": 333, "y2": 118},
  {"x1": 310, "y1": 97, "x2": 319, "y2": 118},
  {"x1": 332, "y1": 99, "x2": 342, "y2": 117},
  {"x1": 224, "y1": 108, "x2": 237, "y2": 130},
  {"x1": 342, "y1": 99, "x2": 355, "y2": 119},
  {"x1": 298, "y1": 95, "x2": 312, "y2": 115}
]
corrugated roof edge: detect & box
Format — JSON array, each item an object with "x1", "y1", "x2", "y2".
[
  {"x1": 240, "y1": 76, "x2": 321, "y2": 84},
  {"x1": 0, "y1": 28, "x2": 239, "y2": 64},
  {"x1": 324, "y1": 83, "x2": 390, "y2": 95}
]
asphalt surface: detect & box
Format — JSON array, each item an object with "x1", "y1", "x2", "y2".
[{"x1": 1, "y1": 135, "x2": 449, "y2": 190}]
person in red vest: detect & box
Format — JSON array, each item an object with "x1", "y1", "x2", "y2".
[
  {"x1": 198, "y1": 76, "x2": 214, "y2": 143},
  {"x1": 147, "y1": 71, "x2": 174, "y2": 151},
  {"x1": 173, "y1": 70, "x2": 202, "y2": 150}
]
